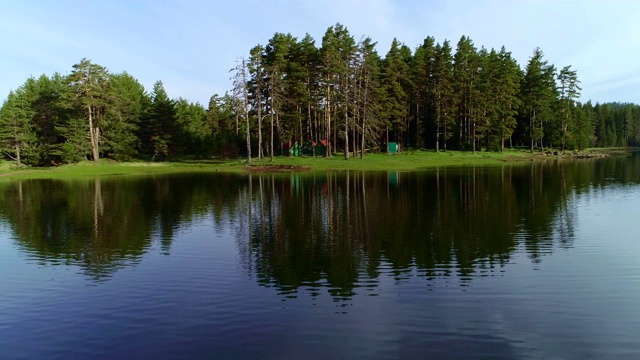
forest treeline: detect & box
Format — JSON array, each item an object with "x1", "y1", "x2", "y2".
[{"x1": 2, "y1": 23, "x2": 640, "y2": 166}]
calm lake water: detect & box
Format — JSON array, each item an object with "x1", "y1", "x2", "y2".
[{"x1": 1, "y1": 154, "x2": 640, "y2": 359}]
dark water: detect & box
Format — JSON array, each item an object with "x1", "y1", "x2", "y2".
[{"x1": 1, "y1": 155, "x2": 640, "y2": 359}]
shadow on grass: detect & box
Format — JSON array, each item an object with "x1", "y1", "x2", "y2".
[{"x1": 145, "y1": 156, "x2": 241, "y2": 165}]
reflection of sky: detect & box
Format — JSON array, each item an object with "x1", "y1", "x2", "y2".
[
  {"x1": 0, "y1": 222, "x2": 76, "y2": 290},
  {"x1": 490, "y1": 185, "x2": 640, "y2": 358},
  {"x1": 255, "y1": 184, "x2": 640, "y2": 359}
]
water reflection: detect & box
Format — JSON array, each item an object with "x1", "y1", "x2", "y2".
[
  {"x1": 237, "y1": 165, "x2": 572, "y2": 297},
  {"x1": 236, "y1": 153, "x2": 639, "y2": 297},
  {"x1": 0, "y1": 154, "x2": 638, "y2": 290},
  {"x1": 0, "y1": 174, "x2": 244, "y2": 281}
]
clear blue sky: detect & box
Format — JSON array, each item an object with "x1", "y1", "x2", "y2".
[{"x1": 2, "y1": 0, "x2": 639, "y2": 106}]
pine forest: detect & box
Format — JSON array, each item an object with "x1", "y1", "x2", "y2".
[{"x1": 2, "y1": 24, "x2": 639, "y2": 166}]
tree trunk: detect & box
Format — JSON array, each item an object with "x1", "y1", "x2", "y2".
[
  {"x1": 352, "y1": 121, "x2": 357, "y2": 158},
  {"x1": 415, "y1": 103, "x2": 420, "y2": 150},
  {"x1": 326, "y1": 83, "x2": 332, "y2": 157},
  {"x1": 472, "y1": 115, "x2": 476, "y2": 153},
  {"x1": 257, "y1": 92, "x2": 263, "y2": 160},
  {"x1": 332, "y1": 102, "x2": 337, "y2": 157},
  {"x1": 539, "y1": 115, "x2": 544, "y2": 152},
  {"x1": 344, "y1": 110, "x2": 349, "y2": 160},
  {"x1": 270, "y1": 96, "x2": 275, "y2": 161},
  {"x1": 530, "y1": 108, "x2": 535, "y2": 153},
  {"x1": 15, "y1": 142, "x2": 20, "y2": 166},
  {"x1": 443, "y1": 111, "x2": 448, "y2": 152},
  {"x1": 361, "y1": 76, "x2": 367, "y2": 159},
  {"x1": 435, "y1": 101, "x2": 441, "y2": 152},
  {"x1": 245, "y1": 113, "x2": 251, "y2": 164},
  {"x1": 386, "y1": 128, "x2": 389, "y2": 153},
  {"x1": 88, "y1": 105, "x2": 100, "y2": 161},
  {"x1": 240, "y1": 58, "x2": 251, "y2": 163},
  {"x1": 561, "y1": 109, "x2": 568, "y2": 153},
  {"x1": 307, "y1": 81, "x2": 312, "y2": 144},
  {"x1": 360, "y1": 121, "x2": 366, "y2": 159}
]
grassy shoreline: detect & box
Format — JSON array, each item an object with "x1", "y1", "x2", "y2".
[{"x1": 0, "y1": 148, "x2": 632, "y2": 180}]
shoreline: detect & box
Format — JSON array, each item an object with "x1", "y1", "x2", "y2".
[{"x1": 0, "y1": 148, "x2": 634, "y2": 180}]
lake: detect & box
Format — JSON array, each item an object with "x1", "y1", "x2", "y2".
[{"x1": 1, "y1": 154, "x2": 640, "y2": 359}]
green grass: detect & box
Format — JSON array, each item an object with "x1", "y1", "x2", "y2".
[
  {"x1": 245, "y1": 149, "x2": 534, "y2": 172},
  {"x1": 0, "y1": 149, "x2": 541, "y2": 180}
]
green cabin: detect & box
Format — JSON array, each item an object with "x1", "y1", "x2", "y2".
[
  {"x1": 302, "y1": 140, "x2": 327, "y2": 157},
  {"x1": 288, "y1": 141, "x2": 302, "y2": 156}
]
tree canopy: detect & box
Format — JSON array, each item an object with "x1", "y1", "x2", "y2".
[{"x1": 2, "y1": 25, "x2": 639, "y2": 166}]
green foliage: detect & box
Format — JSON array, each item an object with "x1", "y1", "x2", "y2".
[
  {"x1": 380, "y1": 39, "x2": 410, "y2": 141},
  {"x1": 66, "y1": 58, "x2": 110, "y2": 161},
  {"x1": 452, "y1": 35, "x2": 480, "y2": 150},
  {"x1": 174, "y1": 98, "x2": 208, "y2": 156},
  {"x1": 0, "y1": 89, "x2": 36, "y2": 165},
  {"x1": 1, "y1": 27, "x2": 639, "y2": 167},
  {"x1": 356, "y1": 37, "x2": 384, "y2": 156},
  {"x1": 102, "y1": 72, "x2": 147, "y2": 161},
  {"x1": 521, "y1": 48, "x2": 557, "y2": 151},
  {"x1": 36, "y1": 74, "x2": 69, "y2": 162},
  {"x1": 412, "y1": 36, "x2": 437, "y2": 149},
  {"x1": 432, "y1": 40, "x2": 455, "y2": 151},
  {"x1": 554, "y1": 65, "x2": 582, "y2": 151},
  {"x1": 142, "y1": 81, "x2": 178, "y2": 161},
  {"x1": 55, "y1": 116, "x2": 91, "y2": 163},
  {"x1": 592, "y1": 102, "x2": 640, "y2": 147},
  {"x1": 492, "y1": 47, "x2": 522, "y2": 151}
]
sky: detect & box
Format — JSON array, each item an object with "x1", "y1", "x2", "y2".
[{"x1": 2, "y1": 0, "x2": 640, "y2": 106}]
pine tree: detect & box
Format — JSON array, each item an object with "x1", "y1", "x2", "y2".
[
  {"x1": 248, "y1": 45, "x2": 267, "y2": 159},
  {"x1": 31, "y1": 73, "x2": 70, "y2": 164},
  {"x1": 355, "y1": 37, "x2": 383, "y2": 158},
  {"x1": 204, "y1": 93, "x2": 243, "y2": 157},
  {"x1": 318, "y1": 24, "x2": 357, "y2": 158},
  {"x1": 557, "y1": 65, "x2": 581, "y2": 152},
  {"x1": 174, "y1": 98, "x2": 208, "y2": 156},
  {"x1": 0, "y1": 89, "x2": 36, "y2": 165},
  {"x1": 432, "y1": 40, "x2": 455, "y2": 151},
  {"x1": 380, "y1": 39, "x2": 410, "y2": 152},
  {"x1": 493, "y1": 47, "x2": 522, "y2": 151},
  {"x1": 67, "y1": 58, "x2": 110, "y2": 161},
  {"x1": 412, "y1": 37, "x2": 436, "y2": 149},
  {"x1": 521, "y1": 48, "x2": 557, "y2": 152},
  {"x1": 144, "y1": 81, "x2": 177, "y2": 161},
  {"x1": 295, "y1": 34, "x2": 320, "y2": 149},
  {"x1": 103, "y1": 72, "x2": 147, "y2": 160},
  {"x1": 231, "y1": 58, "x2": 252, "y2": 163},
  {"x1": 265, "y1": 33, "x2": 295, "y2": 159},
  {"x1": 574, "y1": 102, "x2": 593, "y2": 150},
  {"x1": 453, "y1": 35, "x2": 479, "y2": 150},
  {"x1": 334, "y1": 25, "x2": 357, "y2": 159}
]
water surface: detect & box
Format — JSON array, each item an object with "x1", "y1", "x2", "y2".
[{"x1": 1, "y1": 155, "x2": 640, "y2": 359}]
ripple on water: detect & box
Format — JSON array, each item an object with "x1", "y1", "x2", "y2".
[{"x1": 2, "y1": 167, "x2": 640, "y2": 359}]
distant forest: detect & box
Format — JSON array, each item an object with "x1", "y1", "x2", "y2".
[{"x1": 2, "y1": 23, "x2": 640, "y2": 166}]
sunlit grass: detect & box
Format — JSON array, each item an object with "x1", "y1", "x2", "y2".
[
  {"x1": 246, "y1": 149, "x2": 534, "y2": 172},
  {"x1": 0, "y1": 149, "x2": 547, "y2": 180}
]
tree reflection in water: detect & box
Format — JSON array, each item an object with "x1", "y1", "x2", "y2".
[{"x1": 1, "y1": 153, "x2": 638, "y2": 293}]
